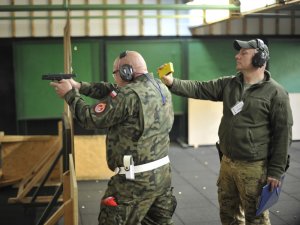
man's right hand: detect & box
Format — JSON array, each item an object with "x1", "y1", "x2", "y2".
[{"x1": 161, "y1": 73, "x2": 174, "y2": 87}]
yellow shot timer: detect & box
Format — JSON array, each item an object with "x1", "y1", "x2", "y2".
[{"x1": 157, "y1": 62, "x2": 174, "y2": 79}]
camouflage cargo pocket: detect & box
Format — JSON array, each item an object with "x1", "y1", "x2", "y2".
[{"x1": 98, "y1": 200, "x2": 138, "y2": 225}]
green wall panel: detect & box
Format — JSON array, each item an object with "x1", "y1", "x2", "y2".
[
  {"x1": 106, "y1": 40, "x2": 185, "y2": 114},
  {"x1": 188, "y1": 39, "x2": 236, "y2": 81},
  {"x1": 13, "y1": 38, "x2": 299, "y2": 121},
  {"x1": 14, "y1": 40, "x2": 101, "y2": 120},
  {"x1": 268, "y1": 39, "x2": 300, "y2": 93}
]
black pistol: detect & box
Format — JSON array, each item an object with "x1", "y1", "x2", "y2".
[{"x1": 42, "y1": 73, "x2": 76, "y2": 81}]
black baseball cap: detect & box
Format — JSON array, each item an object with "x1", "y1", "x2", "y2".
[{"x1": 233, "y1": 39, "x2": 269, "y2": 57}]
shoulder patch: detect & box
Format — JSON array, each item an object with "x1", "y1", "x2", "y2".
[{"x1": 94, "y1": 102, "x2": 107, "y2": 113}]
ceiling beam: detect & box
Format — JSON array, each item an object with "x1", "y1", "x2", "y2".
[{"x1": 0, "y1": 4, "x2": 240, "y2": 12}]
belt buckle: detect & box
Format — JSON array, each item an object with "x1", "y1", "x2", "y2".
[{"x1": 114, "y1": 167, "x2": 121, "y2": 174}]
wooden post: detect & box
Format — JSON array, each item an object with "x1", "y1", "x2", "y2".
[
  {"x1": 0, "y1": 131, "x2": 4, "y2": 179},
  {"x1": 63, "y1": 7, "x2": 75, "y2": 163},
  {"x1": 44, "y1": 154, "x2": 78, "y2": 225}
]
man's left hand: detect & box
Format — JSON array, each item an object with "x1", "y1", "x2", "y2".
[{"x1": 267, "y1": 176, "x2": 281, "y2": 192}]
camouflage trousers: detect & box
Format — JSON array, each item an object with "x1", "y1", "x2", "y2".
[
  {"x1": 217, "y1": 155, "x2": 271, "y2": 225},
  {"x1": 98, "y1": 185, "x2": 177, "y2": 225}
]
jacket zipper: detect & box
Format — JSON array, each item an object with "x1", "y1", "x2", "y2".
[{"x1": 227, "y1": 81, "x2": 244, "y2": 157}]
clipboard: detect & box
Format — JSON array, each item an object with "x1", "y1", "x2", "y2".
[{"x1": 256, "y1": 175, "x2": 285, "y2": 216}]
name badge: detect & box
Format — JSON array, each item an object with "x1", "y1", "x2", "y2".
[{"x1": 231, "y1": 101, "x2": 244, "y2": 115}]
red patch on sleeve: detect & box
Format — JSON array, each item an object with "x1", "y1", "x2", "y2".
[{"x1": 94, "y1": 103, "x2": 106, "y2": 113}]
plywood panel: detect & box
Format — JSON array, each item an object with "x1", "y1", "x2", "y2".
[
  {"x1": 74, "y1": 135, "x2": 114, "y2": 180},
  {"x1": 188, "y1": 99, "x2": 223, "y2": 147},
  {"x1": 0, "y1": 135, "x2": 62, "y2": 187},
  {"x1": 290, "y1": 93, "x2": 300, "y2": 140}
]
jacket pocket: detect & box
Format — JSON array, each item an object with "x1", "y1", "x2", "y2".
[
  {"x1": 98, "y1": 199, "x2": 138, "y2": 225},
  {"x1": 248, "y1": 128, "x2": 256, "y2": 150}
]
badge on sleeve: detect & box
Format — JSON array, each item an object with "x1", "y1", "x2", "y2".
[{"x1": 94, "y1": 102, "x2": 107, "y2": 113}]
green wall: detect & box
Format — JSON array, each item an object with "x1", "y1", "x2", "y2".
[
  {"x1": 13, "y1": 38, "x2": 300, "y2": 120},
  {"x1": 14, "y1": 40, "x2": 102, "y2": 119},
  {"x1": 268, "y1": 38, "x2": 300, "y2": 93},
  {"x1": 105, "y1": 40, "x2": 185, "y2": 114},
  {"x1": 188, "y1": 39, "x2": 236, "y2": 81}
]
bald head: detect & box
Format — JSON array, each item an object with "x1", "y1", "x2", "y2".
[{"x1": 114, "y1": 51, "x2": 148, "y2": 78}]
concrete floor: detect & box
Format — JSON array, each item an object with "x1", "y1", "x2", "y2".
[
  {"x1": 77, "y1": 141, "x2": 300, "y2": 225},
  {"x1": 0, "y1": 141, "x2": 299, "y2": 225}
]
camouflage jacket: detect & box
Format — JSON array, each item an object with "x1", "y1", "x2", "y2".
[{"x1": 64, "y1": 73, "x2": 174, "y2": 196}]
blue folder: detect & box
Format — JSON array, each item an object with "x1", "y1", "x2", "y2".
[{"x1": 256, "y1": 175, "x2": 285, "y2": 216}]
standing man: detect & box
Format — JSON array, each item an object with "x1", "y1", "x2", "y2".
[
  {"x1": 51, "y1": 50, "x2": 177, "y2": 224},
  {"x1": 161, "y1": 39, "x2": 293, "y2": 225}
]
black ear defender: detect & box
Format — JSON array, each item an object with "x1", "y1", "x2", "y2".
[
  {"x1": 118, "y1": 51, "x2": 134, "y2": 82},
  {"x1": 252, "y1": 39, "x2": 269, "y2": 68}
]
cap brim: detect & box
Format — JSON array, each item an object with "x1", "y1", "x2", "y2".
[{"x1": 233, "y1": 40, "x2": 253, "y2": 50}]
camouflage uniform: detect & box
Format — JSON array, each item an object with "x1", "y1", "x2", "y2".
[
  {"x1": 218, "y1": 156, "x2": 271, "y2": 225},
  {"x1": 64, "y1": 73, "x2": 177, "y2": 225},
  {"x1": 169, "y1": 70, "x2": 293, "y2": 225}
]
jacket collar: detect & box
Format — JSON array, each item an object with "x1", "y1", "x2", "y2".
[{"x1": 236, "y1": 70, "x2": 271, "y2": 84}]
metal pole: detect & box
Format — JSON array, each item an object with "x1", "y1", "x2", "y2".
[
  {"x1": 0, "y1": 14, "x2": 202, "y2": 20},
  {"x1": 0, "y1": 4, "x2": 240, "y2": 12}
]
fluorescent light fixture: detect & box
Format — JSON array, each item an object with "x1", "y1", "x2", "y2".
[
  {"x1": 239, "y1": 0, "x2": 276, "y2": 13},
  {"x1": 187, "y1": 0, "x2": 230, "y2": 26}
]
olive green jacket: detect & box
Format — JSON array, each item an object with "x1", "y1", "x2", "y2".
[{"x1": 170, "y1": 70, "x2": 293, "y2": 179}]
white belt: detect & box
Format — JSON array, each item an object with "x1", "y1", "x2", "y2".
[{"x1": 114, "y1": 155, "x2": 170, "y2": 180}]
